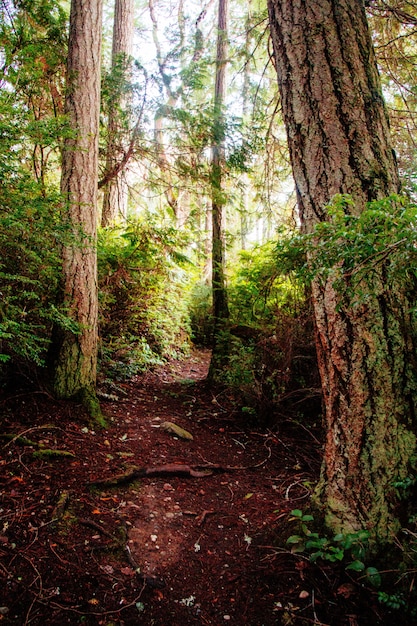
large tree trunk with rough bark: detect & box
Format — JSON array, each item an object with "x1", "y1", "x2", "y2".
[
  {"x1": 54, "y1": 0, "x2": 103, "y2": 422},
  {"x1": 268, "y1": 0, "x2": 417, "y2": 541},
  {"x1": 101, "y1": 0, "x2": 134, "y2": 227}
]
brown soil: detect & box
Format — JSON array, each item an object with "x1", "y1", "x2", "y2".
[{"x1": 0, "y1": 351, "x2": 394, "y2": 624}]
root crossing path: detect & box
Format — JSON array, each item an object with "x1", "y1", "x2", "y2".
[{"x1": 1, "y1": 349, "x2": 326, "y2": 625}]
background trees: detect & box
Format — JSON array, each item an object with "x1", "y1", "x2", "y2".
[
  {"x1": 101, "y1": 0, "x2": 135, "y2": 226},
  {"x1": 0, "y1": 0, "x2": 68, "y2": 370},
  {"x1": 208, "y1": 0, "x2": 230, "y2": 380}
]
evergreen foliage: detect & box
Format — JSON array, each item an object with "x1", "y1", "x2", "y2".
[{"x1": 189, "y1": 241, "x2": 320, "y2": 423}]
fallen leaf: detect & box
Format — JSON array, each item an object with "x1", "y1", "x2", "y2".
[
  {"x1": 120, "y1": 567, "x2": 135, "y2": 577},
  {"x1": 336, "y1": 583, "x2": 356, "y2": 599}
]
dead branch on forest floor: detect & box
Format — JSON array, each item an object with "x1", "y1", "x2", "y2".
[
  {"x1": 89, "y1": 452, "x2": 273, "y2": 488},
  {"x1": 88, "y1": 463, "x2": 224, "y2": 488}
]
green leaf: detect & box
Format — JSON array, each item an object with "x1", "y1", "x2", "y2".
[
  {"x1": 346, "y1": 560, "x2": 365, "y2": 572},
  {"x1": 365, "y1": 567, "x2": 381, "y2": 588},
  {"x1": 286, "y1": 535, "x2": 303, "y2": 544}
]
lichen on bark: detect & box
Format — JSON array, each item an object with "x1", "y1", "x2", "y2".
[{"x1": 312, "y1": 265, "x2": 417, "y2": 541}]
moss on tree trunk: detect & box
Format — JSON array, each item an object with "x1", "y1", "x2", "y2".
[{"x1": 312, "y1": 269, "x2": 417, "y2": 540}]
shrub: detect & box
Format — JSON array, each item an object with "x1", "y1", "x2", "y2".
[
  {"x1": 0, "y1": 174, "x2": 69, "y2": 375},
  {"x1": 98, "y1": 218, "x2": 193, "y2": 378},
  {"x1": 213, "y1": 241, "x2": 320, "y2": 424},
  {"x1": 187, "y1": 281, "x2": 214, "y2": 346}
]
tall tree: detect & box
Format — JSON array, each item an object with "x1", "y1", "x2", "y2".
[
  {"x1": 101, "y1": 0, "x2": 135, "y2": 226},
  {"x1": 54, "y1": 0, "x2": 103, "y2": 421},
  {"x1": 208, "y1": 0, "x2": 230, "y2": 380},
  {"x1": 268, "y1": 0, "x2": 417, "y2": 541}
]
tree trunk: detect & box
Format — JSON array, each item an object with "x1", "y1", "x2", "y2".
[
  {"x1": 208, "y1": 0, "x2": 230, "y2": 381},
  {"x1": 54, "y1": 0, "x2": 103, "y2": 422},
  {"x1": 268, "y1": 0, "x2": 417, "y2": 541},
  {"x1": 239, "y1": 0, "x2": 252, "y2": 251},
  {"x1": 101, "y1": 0, "x2": 134, "y2": 227}
]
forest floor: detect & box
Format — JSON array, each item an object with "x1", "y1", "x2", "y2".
[{"x1": 0, "y1": 350, "x2": 399, "y2": 625}]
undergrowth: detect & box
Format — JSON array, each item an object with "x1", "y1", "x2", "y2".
[{"x1": 98, "y1": 218, "x2": 194, "y2": 379}]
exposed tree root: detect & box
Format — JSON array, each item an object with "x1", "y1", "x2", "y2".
[{"x1": 88, "y1": 463, "x2": 226, "y2": 488}]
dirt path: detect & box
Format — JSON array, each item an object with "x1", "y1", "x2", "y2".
[{"x1": 0, "y1": 350, "x2": 381, "y2": 625}]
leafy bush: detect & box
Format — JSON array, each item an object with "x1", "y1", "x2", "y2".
[
  {"x1": 287, "y1": 509, "x2": 381, "y2": 586},
  {"x1": 276, "y1": 194, "x2": 417, "y2": 301},
  {"x1": 98, "y1": 218, "x2": 194, "y2": 378},
  {"x1": 187, "y1": 281, "x2": 214, "y2": 346},
  {"x1": 0, "y1": 173, "x2": 70, "y2": 373},
  {"x1": 0, "y1": 1, "x2": 70, "y2": 378},
  {"x1": 211, "y1": 241, "x2": 320, "y2": 423},
  {"x1": 228, "y1": 241, "x2": 305, "y2": 328}
]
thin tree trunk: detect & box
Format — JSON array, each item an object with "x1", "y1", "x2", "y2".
[
  {"x1": 208, "y1": 0, "x2": 230, "y2": 381},
  {"x1": 54, "y1": 0, "x2": 103, "y2": 422},
  {"x1": 240, "y1": 0, "x2": 252, "y2": 250},
  {"x1": 102, "y1": 0, "x2": 134, "y2": 227},
  {"x1": 268, "y1": 0, "x2": 416, "y2": 541}
]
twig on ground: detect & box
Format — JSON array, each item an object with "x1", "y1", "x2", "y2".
[{"x1": 2, "y1": 425, "x2": 58, "y2": 448}]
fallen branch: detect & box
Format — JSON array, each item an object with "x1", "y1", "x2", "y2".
[
  {"x1": 89, "y1": 463, "x2": 225, "y2": 488},
  {"x1": 2, "y1": 424, "x2": 58, "y2": 448},
  {"x1": 89, "y1": 451, "x2": 273, "y2": 489},
  {"x1": 33, "y1": 449, "x2": 75, "y2": 459}
]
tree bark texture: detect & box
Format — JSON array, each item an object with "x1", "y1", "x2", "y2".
[
  {"x1": 102, "y1": 0, "x2": 134, "y2": 226},
  {"x1": 54, "y1": 0, "x2": 103, "y2": 399},
  {"x1": 268, "y1": 0, "x2": 399, "y2": 229},
  {"x1": 268, "y1": 0, "x2": 417, "y2": 540}
]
